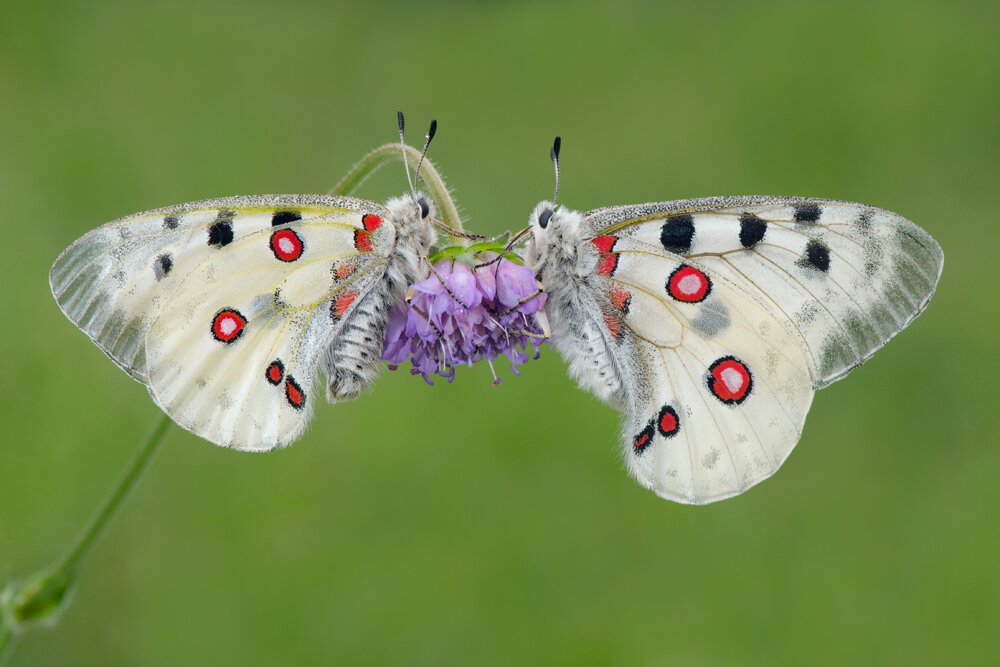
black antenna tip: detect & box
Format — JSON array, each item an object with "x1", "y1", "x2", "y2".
[
  {"x1": 427, "y1": 119, "x2": 437, "y2": 141},
  {"x1": 551, "y1": 136, "x2": 562, "y2": 161},
  {"x1": 397, "y1": 111, "x2": 405, "y2": 133}
]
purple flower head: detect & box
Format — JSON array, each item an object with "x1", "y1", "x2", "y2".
[{"x1": 382, "y1": 256, "x2": 549, "y2": 385}]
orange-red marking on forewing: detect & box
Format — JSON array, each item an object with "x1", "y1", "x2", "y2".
[{"x1": 362, "y1": 214, "x2": 383, "y2": 232}]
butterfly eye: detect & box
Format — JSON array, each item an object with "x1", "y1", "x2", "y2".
[
  {"x1": 418, "y1": 198, "x2": 430, "y2": 219},
  {"x1": 538, "y1": 209, "x2": 554, "y2": 229}
]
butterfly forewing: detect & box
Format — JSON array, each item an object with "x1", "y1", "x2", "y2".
[
  {"x1": 585, "y1": 196, "x2": 943, "y2": 387},
  {"x1": 51, "y1": 194, "x2": 398, "y2": 450}
]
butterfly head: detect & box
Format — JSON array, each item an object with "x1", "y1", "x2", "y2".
[{"x1": 526, "y1": 200, "x2": 583, "y2": 282}]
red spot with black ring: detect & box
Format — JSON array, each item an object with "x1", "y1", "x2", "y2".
[
  {"x1": 667, "y1": 265, "x2": 711, "y2": 303},
  {"x1": 270, "y1": 229, "x2": 304, "y2": 262},
  {"x1": 211, "y1": 309, "x2": 247, "y2": 344},
  {"x1": 707, "y1": 356, "x2": 753, "y2": 405}
]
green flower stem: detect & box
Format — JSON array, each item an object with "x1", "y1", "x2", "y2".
[
  {"x1": 0, "y1": 621, "x2": 12, "y2": 664},
  {"x1": 54, "y1": 415, "x2": 172, "y2": 576},
  {"x1": 330, "y1": 143, "x2": 464, "y2": 235},
  {"x1": 1, "y1": 414, "x2": 171, "y2": 663}
]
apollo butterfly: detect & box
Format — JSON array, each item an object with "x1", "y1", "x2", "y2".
[{"x1": 526, "y1": 138, "x2": 943, "y2": 503}]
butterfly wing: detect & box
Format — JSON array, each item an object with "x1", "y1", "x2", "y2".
[
  {"x1": 51, "y1": 194, "x2": 395, "y2": 450},
  {"x1": 574, "y1": 196, "x2": 942, "y2": 503}
]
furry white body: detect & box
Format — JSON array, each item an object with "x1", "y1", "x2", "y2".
[{"x1": 527, "y1": 196, "x2": 942, "y2": 504}]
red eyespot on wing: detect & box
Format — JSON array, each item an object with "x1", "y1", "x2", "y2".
[
  {"x1": 597, "y1": 253, "x2": 619, "y2": 277},
  {"x1": 592, "y1": 235, "x2": 618, "y2": 254},
  {"x1": 211, "y1": 309, "x2": 247, "y2": 343},
  {"x1": 667, "y1": 265, "x2": 711, "y2": 303},
  {"x1": 332, "y1": 289, "x2": 359, "y2": 320},
  {"x1": 362, "y1": 214, "x2": 383, "y2": 231},
  {"x1": 285, "y1": 376, "x2": 305, "y2": 410},
  {"x1": 270, "y1": 229, "x2": 304, "y2": 262},
  {"x1": 265, "y1": 360, "x2": 284, "y2": 385},
  {"x1": 707, "y1": 356, "x2": 753, "y2": 404},
  {"x1": 354, "y1": 229, "x2": 373, "y2": 252}
]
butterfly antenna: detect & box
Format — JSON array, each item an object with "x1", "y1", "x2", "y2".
[
  {"x1": 550, "y1": 136, "x2": 562, "y2": 206},
  {"x1": 397, "y1": 111, "x2": 417, "y2": 200},
  {"x1": 413, "y1": 119, "x2": 437, "y2": 190}
]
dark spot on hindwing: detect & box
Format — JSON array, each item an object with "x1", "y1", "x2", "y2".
[
  {"x1": 265, "y1": 360, "x2": 285, "y2": 385},
  {"x1": 153, "y1": 253, "x2": 173, "y2": 280},
  {"x1": 801, "y1": 239, "x2": 831, "y2": 272},
  {"x1": 285, "y1": 375, "x2": 305, "y2": 410},
  {"x1": 793, "y1": 204, "x2": 821, "y2": 223},
  {"x1": 739, "y1": 213, "x2": 767, "y2": 248},
  {"x1": 656, "y1": 405, "x2": 680, "y2": 438},
  {"x1": 660, "y1": 215, "x2": 695, "y2": 254},
  {"x1": 271, "y1": 211, "x2": 302, "y2": 226},
  {"x1": 208, "y1": 211, "x2": 236, "y2": 247},
  {"x1": 633, "y1": 423, "x2": 655, "y2": 455}
]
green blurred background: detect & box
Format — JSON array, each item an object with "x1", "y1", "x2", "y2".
[{"x1": 2, "y1": 0, "x2": 997, "y2": 664}]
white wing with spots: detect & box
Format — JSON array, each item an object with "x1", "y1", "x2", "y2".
[
  {"x1": 586, "y1": 196, "x2": 943, "y2": 387},
  {"x1": 589, "y1": 238, "x2": 814, "y2": 503},
  {"x1": 51, "y1": 194, "x2": 399, "y2": 450},
  {"x1": 50, "y1": 194, "x2": 388, "y2": 382},
  {"x1": 529, "y1": 195, "x2": 942, "y2": 504}
]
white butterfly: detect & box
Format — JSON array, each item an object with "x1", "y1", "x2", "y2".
[
  {"x1": 50, "y1": 117, "x2": 439, "y2": 451},
  {"x1": 525, "y1": 138, "x2": 943, "y2": 504}
]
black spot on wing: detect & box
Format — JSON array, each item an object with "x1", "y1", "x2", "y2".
[
  {"x1": 793, "y1": 204, "x2": 822, "y2": 223},
  {"x1": 163, "y1": 215, "x2": 179, "y2": 230},
  {"x1": 208, "y1": 211, "x2": 236, "y2": 247},
  {"x1": 801, "y1": 239, "x2": 831, "y2": 272},
  {"x1": 660, "y1": 215, "x2": 695, "y2": 254},
  {"x1": 153, "y1": 253, "x2": 173, "y2": 280},
  {"x1": 739, "y1": 214, "x2": 767, "y2": 248},
  {"x1": 271, "y1": 211, "x2": 302, "y2": 226}
]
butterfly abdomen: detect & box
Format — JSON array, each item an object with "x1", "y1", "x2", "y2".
[{"x1": 324, "y1": 278, "x2": 394, "y2": 402}]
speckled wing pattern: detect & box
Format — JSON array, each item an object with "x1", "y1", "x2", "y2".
[
  {"x1": 579, "y1": 196, "x2": 942, "y2": 503},
  {"x1": 50, "y1": 194, "x2": 395, "y2": 450}
]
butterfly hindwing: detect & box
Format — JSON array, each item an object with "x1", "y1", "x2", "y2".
[{"x1": 587, "y1": 236, "x2": 815, "y2": 502}]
